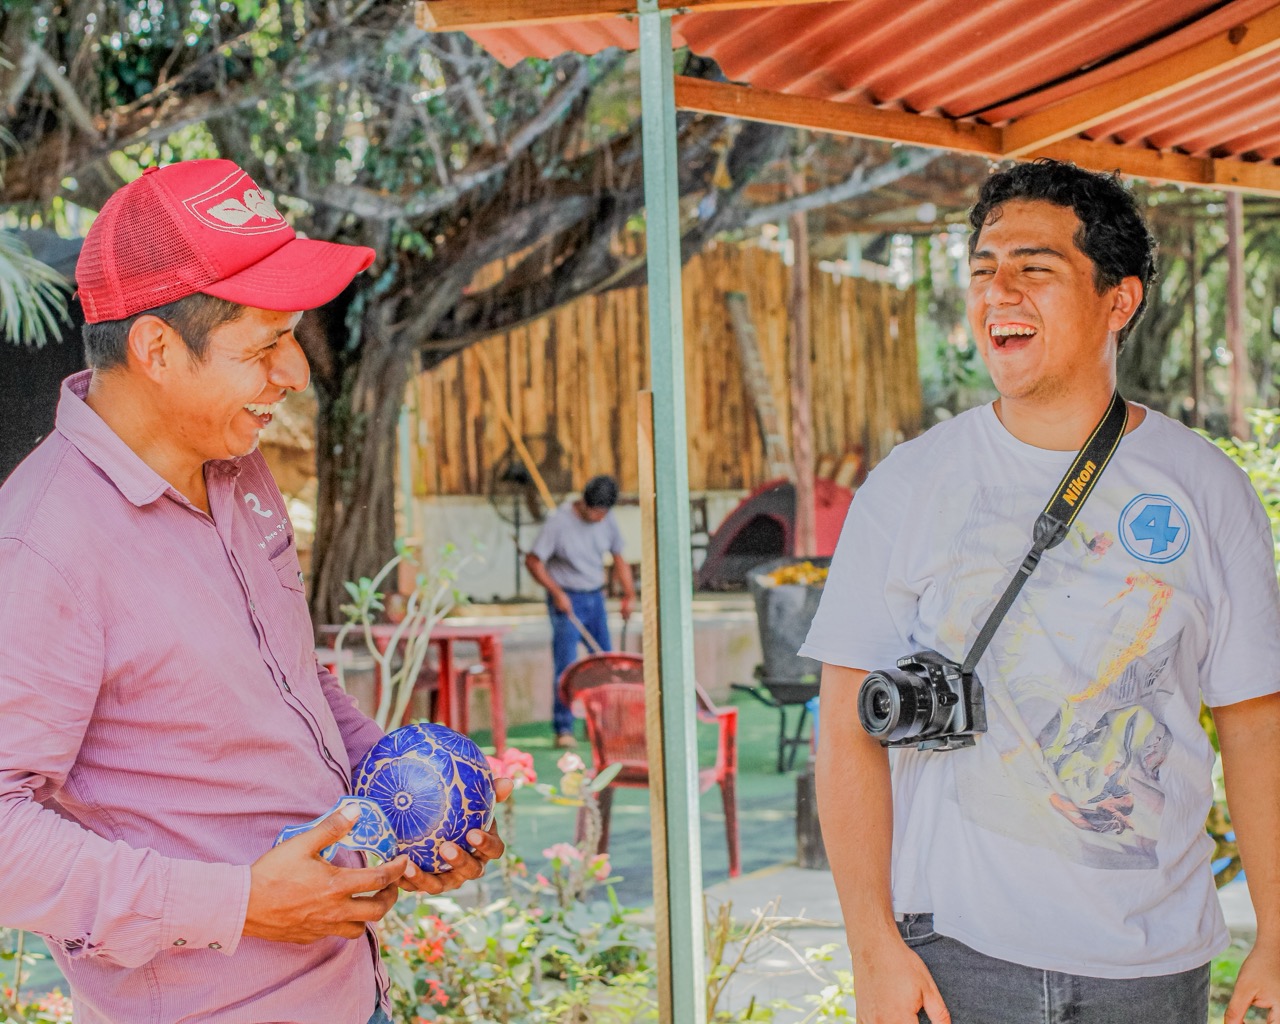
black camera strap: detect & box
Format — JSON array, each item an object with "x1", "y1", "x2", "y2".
[{"x1": 960, "y1": 392, "x2": 1129, "y2": 676}]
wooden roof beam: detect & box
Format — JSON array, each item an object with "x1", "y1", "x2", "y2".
[
  {"x1": 1036, "y1": 139, "x2": 1280, "y2": 198},
  {"x1": 674, "y1": 77, "x2": 1003, "y2": 157},
  {"x1": 1002, "y1": 3, "x2": 1280, "y2": 158},
  {"x1": 675, "y1": 78, "x2": 1280, "y2": 199},
  {"x1": 415, "y1": 0, "x2": 838, "y2": 31}
]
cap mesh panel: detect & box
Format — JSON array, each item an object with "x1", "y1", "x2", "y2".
[{"x1": 79, "y1": 177, "x2": 218, "y2": 322}]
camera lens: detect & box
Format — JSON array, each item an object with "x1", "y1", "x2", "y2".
[
  {"x1": 871, "y1": 690, "x2": 893, "y2": 719},
  {"x1": 858, "y1": 667, "x2": 938, "y2": 744}
]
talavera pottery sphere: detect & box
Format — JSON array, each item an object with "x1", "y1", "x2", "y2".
[
  {"x1": 273, "y1": 795, "x2": 398, "y2": 863},
  {"x1": 352, "y1": 722, "x2": 496, "y2": 872}
]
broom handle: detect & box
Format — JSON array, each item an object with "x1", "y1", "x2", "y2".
[{"x1": 566, "y1": 610, "x2": 605, "y2": 655}]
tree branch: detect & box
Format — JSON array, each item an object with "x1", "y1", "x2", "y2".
[
  {"x1": 743, "y1": 147, "x2": 941, "y2": 228},
  {"x1": 28, "y1": 43, "x2": 99, "y2": 140},
  {"x1": 312, "y1": 52, "x2": 619, "y2": 223},
  {"x1": 419, "y1": 119, "x2": 788, "y2": 352}
]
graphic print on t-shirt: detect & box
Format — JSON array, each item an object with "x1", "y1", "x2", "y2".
[
  {"x1": 949, "y1": 487, "x2": 1186, "y2": 870},
  {"x1": 1119, "y1": 494, "x2": 1191, "y2": 564}
]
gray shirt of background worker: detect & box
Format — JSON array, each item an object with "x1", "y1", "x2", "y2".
[{"x1": 528, "y1": 502, "x2": 625, "y2": 592}]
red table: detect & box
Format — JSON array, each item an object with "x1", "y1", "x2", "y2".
[{"x1": 319, "y1": 621, "x2": 508, "y2": 751}]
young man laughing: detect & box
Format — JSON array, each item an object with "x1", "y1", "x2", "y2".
[{"x1": 806, "y1": 160, "x2": 1280, "y2": 1024}]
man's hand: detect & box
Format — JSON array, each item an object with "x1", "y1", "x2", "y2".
[
  {"x1": 244, "y1": 804, "x2": 412, "y2": 943},
  {"x1": 1225, "y1": 936, "x2": 1280, "y2": 1024},
  {"x1": 620, "y1": 594, "x2": 634, "y2": 621},
  {"x1": 399, "y1": 777, "x2": 515, "y2": 895},
  {"x1": 851, "y1": 931, "x2": 951, "y2": 1024},
  {"x1": 552, "y1": 590, "x2": 572, "y2": 615}
]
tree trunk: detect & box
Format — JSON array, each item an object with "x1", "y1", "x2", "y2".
[{"x1": 310, "y1": 301, "x2": 414, "y2": 622}]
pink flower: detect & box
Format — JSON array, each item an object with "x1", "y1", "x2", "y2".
[
  {"x1": 542, "y1": 841, "x2": 583, "y2": 865},
  {"x1": 556, "y1": 751, "x2": 585, "y2": 774},
  {"x1": 588, "y1": 853, "x2": 612, "y2": 881},
  {"x1": 534, "y1": 873, "x2": 553, "y2": 889},
  {"x1": 491, "y1": 747, "x2": 537, "y2": 788},
  {"x1": 35, "y1": 991, "x2": 74, "y2": 1016}
]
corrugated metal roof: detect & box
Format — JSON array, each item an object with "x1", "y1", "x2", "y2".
[{"x1": 429, "y1": 0, "x2": 1280, "y2": 184}]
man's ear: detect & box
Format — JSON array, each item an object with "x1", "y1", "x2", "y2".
[
  {"x1": 1108, "y1": 277, "x2": 1143, "y2": 335},
  {"x1": 125, "y1": 315, "x2": 176, "y2": 382}
]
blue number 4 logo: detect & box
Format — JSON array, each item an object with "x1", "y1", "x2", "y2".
[{"x1": 1130, "y1": 503, "x2": 1181, "y2": 555}]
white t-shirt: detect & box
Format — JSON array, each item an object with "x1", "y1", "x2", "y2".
[{"x1": 801, "y1": 403, "x2": 1280, "y2": 979}]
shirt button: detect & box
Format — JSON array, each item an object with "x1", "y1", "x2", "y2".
[
  {"x1": 283, "y1": 682, "x2": 292, "y2": 693},
  {"x1": 172, "y1": 938, "x2": 186, "y2": 946},
  {"x1": 208, "y1": 942, "x2": 222, "y2": 950}
]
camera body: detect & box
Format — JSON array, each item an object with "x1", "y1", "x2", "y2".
[{"x1": 857, "y1": 650, "x2": 987, "y2": 751}]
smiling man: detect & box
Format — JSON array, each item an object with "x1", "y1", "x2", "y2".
[
  {"x1": 0, "y1": 160, "x2": 510, "y2": 1024},
  {"x1": 804, "y1": 160, "x2": 1280, "y2": 1024}
]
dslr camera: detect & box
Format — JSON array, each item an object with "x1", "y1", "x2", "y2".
[{"x1": 857, "y1": 650, "x2": 986, "y2": 751}]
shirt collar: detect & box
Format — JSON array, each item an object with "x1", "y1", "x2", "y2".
[{"x1": 55, "y1": 370, "x2": 241, "y2": 508}]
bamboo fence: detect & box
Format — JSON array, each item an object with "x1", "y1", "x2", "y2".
[{"x1": 412, "y1": 241, "x2": 921, "y2": 497}]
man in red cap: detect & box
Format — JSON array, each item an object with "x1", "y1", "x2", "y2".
[{"x1": 0, "y1": 160, "x2": 510, "y2": 1024}]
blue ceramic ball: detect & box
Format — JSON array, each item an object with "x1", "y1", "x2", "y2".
[
  {"x1": 273, "y1": 796, "x2": 398, "y2": 864},
  {"x1": 352, "y1": 722, "x2": 495, "y2": 873}
]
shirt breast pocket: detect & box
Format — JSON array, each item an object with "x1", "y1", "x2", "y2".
[
  {"x1": 264, "y1": 542, "x2": 314, "y2": 671},
  {"x1": 269, "y1": 543, "x2": 307, "y2": 594}
]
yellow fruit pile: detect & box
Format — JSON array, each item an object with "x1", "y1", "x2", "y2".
[{"x1": 763, "y1": 561, "x2": 828, "y2": 586}]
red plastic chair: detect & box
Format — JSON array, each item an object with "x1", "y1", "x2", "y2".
[{"x1": 558, "y1": 652, "x2": 740, "y2": 878}]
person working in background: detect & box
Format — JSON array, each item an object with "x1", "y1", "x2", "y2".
[{"x1": 525, "y1": 474, "x2": 635, "y2": 748}]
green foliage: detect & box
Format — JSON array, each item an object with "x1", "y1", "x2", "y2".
[
  {"x1": 0, "y1": 233, "x2": 70, "y2": 348},
  {"x1": 380, "y1": 757, "x2": 855, "y2": 1024},
  {"x1": 1200, "y1": 408, "x2": 1280, "y2": 889},
  {"x1": 0, "y1": 927, "x2": 71, "y2": 1024},
  {"x1": 1207, "y1": 410, "x2": 1280, "y2": 570}
]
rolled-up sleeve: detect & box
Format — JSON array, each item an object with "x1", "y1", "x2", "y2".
[{"x1": 0, "y1": 539, "x2": 250, "y2": 967}]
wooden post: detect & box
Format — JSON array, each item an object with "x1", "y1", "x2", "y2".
[
  {"x1": 788, "y1": 170, "x2": 817, "y2": 557},
  {"x1": 1226, "y1": 191, "x2": 1249, "y2": 440},
  {"x1": 637, "y1": 390, "x2": 673, "y2": 1024},
  {"x1": 1188, "y1": 225, "x2": 1204, "y2": 430}
]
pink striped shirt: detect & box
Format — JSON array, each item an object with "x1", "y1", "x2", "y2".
[{"x1": 0, "y1": 371, "x2": 388, "y2": 1023}]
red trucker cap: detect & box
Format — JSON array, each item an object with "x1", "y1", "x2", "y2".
[{"x1": 76, "y1": 159, "x2": 375, "y2": 323}]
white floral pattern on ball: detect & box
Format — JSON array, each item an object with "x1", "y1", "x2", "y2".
[{"x1": 353, "y1": 722, "x2": 496, "y2": 873}]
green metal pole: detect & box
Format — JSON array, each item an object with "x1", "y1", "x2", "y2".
[{"x1": 637, "y1": 4, "x2": 707, "y2": 1021}]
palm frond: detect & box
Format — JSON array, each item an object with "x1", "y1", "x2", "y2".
[{"x1": 0, "y1": 232, "x2": 71, "y2": 348}]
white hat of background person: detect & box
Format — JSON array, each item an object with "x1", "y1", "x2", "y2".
[{"x1": 76, "y1": 159, "x2": 375, "y2": 323}]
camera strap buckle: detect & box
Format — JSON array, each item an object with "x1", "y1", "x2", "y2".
[{"x1": 960, "y1": 392, "x2": 1128, "y2": 677}]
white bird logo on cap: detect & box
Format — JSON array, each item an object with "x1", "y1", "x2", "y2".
[{"x1": 207, "y1": 189, "x2": 284, "y2": 227}]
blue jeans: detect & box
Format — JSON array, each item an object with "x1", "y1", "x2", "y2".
[
  {"x1": 898, "y1": 914, "x2": 1210, "y2": 1024},
  {"x1": 367, "y1": 1008, "x2": 392, "y2": 1024},
  {"x1": 550, "y1": 588, "x2": 611, "y2": 734}
]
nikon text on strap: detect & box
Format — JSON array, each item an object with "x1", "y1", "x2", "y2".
[{"x1": 960, "y1": 392, "x2": 1129, "y2": 677}]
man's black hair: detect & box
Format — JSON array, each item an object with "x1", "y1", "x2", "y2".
[
  {"x1": 583, "y1": 475, "x2": 619, "y2": 509},
  {"x1": 968, "y1": 159, "x2": 1157, "y2": 347},
  {"x1": 82, "y1": 293, "x2": 246, "y2": 370}
]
